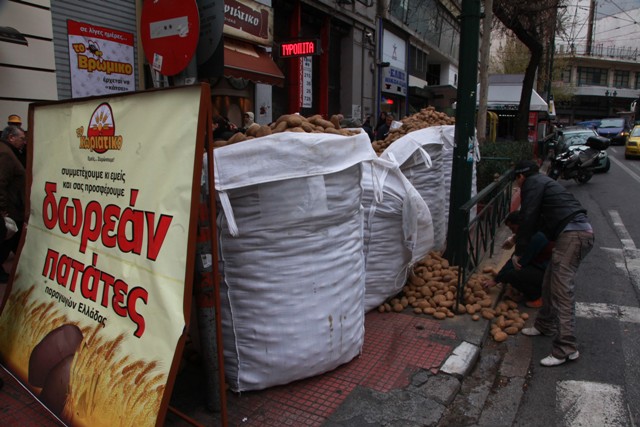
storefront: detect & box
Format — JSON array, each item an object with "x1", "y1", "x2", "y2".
[
  {"x1": 203, "y1": 0, "x2": 285, "y2": 127},
  {"x1": 378, "y1": 28, "x2": 408, "y2": 120},
  {"x1": 478, "y1": 76, "x2": 549, "y2": 142},
  {"x1": 271, "y1": 0, "x2": 363, "y2": 120}
]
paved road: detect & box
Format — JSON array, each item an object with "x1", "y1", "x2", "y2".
[{"x1": 440, "y1": 148, "x2": 640, "y2": 427}]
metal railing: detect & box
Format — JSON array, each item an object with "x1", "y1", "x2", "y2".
[
  {"x1": 556, "y1": 43, "x2": 638, "y2": 61},
  {"x1": 454, "y1": 168, "x2": 514, "y2": 308}
]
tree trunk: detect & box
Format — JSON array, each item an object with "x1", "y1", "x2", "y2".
[{"x1": 514, "y1": 45, "x2": 542, "y2": 141}]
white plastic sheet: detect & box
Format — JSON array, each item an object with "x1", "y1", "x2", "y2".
[
  {"x1": 361, "y1": 156, "x2": 434, "y2": 312},
  {"x1": 441, "y1": 126, "x2": 479, "y2": 221},
  {"x1": 381, "y1": 127, "x2": 447, "y2": 252}
]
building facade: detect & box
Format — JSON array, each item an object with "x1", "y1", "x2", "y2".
[
  {"x1": 553, "y1": 43, "x2": 640, "y2": 125},
  {"x1": 0, "y1": 0, "x2": 461, "y2": 131},
  {"x1": 551, "y1": 2, "x2": 640, "y2": 125}
]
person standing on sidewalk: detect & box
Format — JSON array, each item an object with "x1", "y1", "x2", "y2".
[
  {"x1": 0, "y1": 125, "x2": 27, "y2": 283},
  {"x1": 512, "y1": 160, "x2": 594, "y2": 367}
]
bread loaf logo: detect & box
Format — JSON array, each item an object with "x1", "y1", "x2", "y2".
[
  {"x1": 76, "y1": 102, "x2": 123, "y2": 154},
  {"x1": 0, "y1": 287, "x2": 166, "y2": 426},
  {"x1": 28, "y1": 324, "x2": 83, "y2": 417}
]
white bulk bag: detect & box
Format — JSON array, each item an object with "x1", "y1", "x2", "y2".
[
  {"x1": 213, "y1": 132, "x2": 377, "y2": 392},
  {"x1": 441, "y1": 126, "x2": 479, "y2": 221},
  {"x1": 381, "y1": 127, "x2": 447, "y2": 252},
  {"x1": 362, "y1": 158, "x2": 434, "y2": 312}
]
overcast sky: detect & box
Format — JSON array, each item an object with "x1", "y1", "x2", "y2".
[{"x1": 561, "y1": 0, "x2": 640, "y2": 47}]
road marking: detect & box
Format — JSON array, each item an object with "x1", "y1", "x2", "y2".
[
  {"x1": 610, "y1": 155, "x2": 640, "y2": 185},
  {"x1": 557, "y1": 380, "x2": 628, "y2": 426},
  {"x1": 601, "y1": 247, "x2": 627, "y2": 269},
  {"x1": 605, "y1": 210, "x2": 640, "y2": 294},
  {"x1": 576, "y1": 302, "x2": 640, "y2": 324},
  {"x1": 609, "y1": 210, "x2": 637, "y2": 250}
]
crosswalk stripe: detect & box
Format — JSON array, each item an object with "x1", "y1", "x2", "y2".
[
  {"x1": 576, "y1": 302, "x2": 640, "y2": 324},
  {"x1": 557, "y1": 380, "x2": 627, "y2": 426}
]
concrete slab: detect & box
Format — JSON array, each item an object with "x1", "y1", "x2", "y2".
[{"x1": 440, "y1": 341, "x2": 480, "y2": 377}]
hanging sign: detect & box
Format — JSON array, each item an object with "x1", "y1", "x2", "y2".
[{"x1": 276, "y1": 39, "x2": 320, "y2": 58}]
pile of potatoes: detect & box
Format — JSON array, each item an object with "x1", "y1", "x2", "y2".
[
  {"x1": 377, "y1": 253, "x2": 530, "y2": 342},
  {"x1": 213, "y1": 113, "x2": 360, "y2": 148},
  {"x1": 371, "y1": 107, "x2": 455, "y2": 155}
]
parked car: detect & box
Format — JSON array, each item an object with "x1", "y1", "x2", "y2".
[
  {"x1": 596, "y1": 117, "x2": 630, "y2": 145},
  {"x1": 576, "y1": 119, "x2": 601, "y2": 130},
  {"x1": 625, "y1": 125, "x2": 640, "y2": 159},
  {"x1": 553, "y1": 126, "x2": 611, "y2": 172}
]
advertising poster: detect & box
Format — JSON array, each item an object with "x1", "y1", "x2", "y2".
[
  {"x1": 0, "y1": 85, "x2": 209, "y2": 426},
  {"x1": 67, "y1": 20, "x2": 136, "y2": 98}
]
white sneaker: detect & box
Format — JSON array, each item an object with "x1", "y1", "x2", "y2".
[
  {"x1": 540, "y1": 351, "x2": 579, "y2": 367},
  {"x1": 521, "y1": 327, "x2": 543, "y2": 336}
]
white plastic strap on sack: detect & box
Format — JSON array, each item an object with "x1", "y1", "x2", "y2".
[
  {"x1": 380, "y1": 126, "x2": 445, "y2": 167},
  {"x1": 217, "y1": 192, "x2": 238, "y2": 236},
  {"x1": 369, "y1": 154, "x2": 401, "y2": 204}
]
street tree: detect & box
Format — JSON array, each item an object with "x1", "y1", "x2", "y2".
[
  {"x1": 489, "y1": 36, "x2": 529, "y2": 75},
  {"x1": 492, "y1": 0, "x2": 563, "y2": 141}
]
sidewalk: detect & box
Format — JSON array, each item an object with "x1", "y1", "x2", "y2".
[{"x1": 0, "y1": 217, "x2": 520, "y2": 427}]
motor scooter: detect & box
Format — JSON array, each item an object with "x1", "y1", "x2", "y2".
[{"x1": 546, "y1": 136, "x2": 609, "y2": 184}]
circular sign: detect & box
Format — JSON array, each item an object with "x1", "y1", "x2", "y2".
[{"x1": 140, "y1": 0, "x2": 200, "y2": 76}]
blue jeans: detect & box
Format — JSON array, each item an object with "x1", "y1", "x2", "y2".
[{"x1": 534, "y1": 230, "x2": 594, "y2": 358}]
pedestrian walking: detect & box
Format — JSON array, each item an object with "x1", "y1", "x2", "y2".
[
  {"x1": 374, "y1": 111, "x2": 387, "y2": 140},
  {"x1": 375, "y1": 113, "x2": 394, "y2": 140},
  {"x1": 7, "y1": 114, "x2": 22, "y2": 128},
  {"x1": 6, "y1": 115, "x2": 26, "y2": 167},
  {"x1": 513, "y1": 160, "x2": 594, "y2": 367},
  {"x1": 0, "y1": 125, "x2": 27, "y2": 283},
  {"x1": 362, "y1": 115, "x2": 374, "y2": 141}
]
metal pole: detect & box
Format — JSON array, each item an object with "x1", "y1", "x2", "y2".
[
  {"x1": 477, "y1": 0, "x2": 493, "y2": 145},
  {"x1": 444, "y1": 0, "x2": 481, "y2": 266}
]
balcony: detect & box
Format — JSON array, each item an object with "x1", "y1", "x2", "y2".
[{"x1": 556, "y1": 43, "x2": 638, "y2": 62}]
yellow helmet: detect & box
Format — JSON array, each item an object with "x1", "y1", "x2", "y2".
[{"x1": 8, "y1": 114, "x2": 22, "y2": 125}]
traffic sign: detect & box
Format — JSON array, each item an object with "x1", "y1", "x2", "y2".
[{"x1": 140, "y1": 0, "x2": 200, "y2": 76}]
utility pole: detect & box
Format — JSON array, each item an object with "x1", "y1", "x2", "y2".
[
  {"x1": 586, "y1": 0, "x2": 596, "y2": 55},
  {"x1": 545, "y1": 1, "x2": 559, "y2": 105},
  {"x1": 444, "y1": 0, "x2": 481, "y2": 266},
  {"x1": 477, "y1": 0, "x2": 493, "y2": 145}
]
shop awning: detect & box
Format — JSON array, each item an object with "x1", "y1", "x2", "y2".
[{"x1": 224, "y1": 39, "x2": 285, "y2": 87}]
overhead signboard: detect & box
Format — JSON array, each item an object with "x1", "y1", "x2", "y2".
[
  {"x1": 223, "y1": 0, "x2": 273, "y2": 46},
  {"x1": 67, "y1": 20, "x2": 135, "y2": 98},
  {"x1": 382, "y1": 66, "x2": 407, "y2": 95}
]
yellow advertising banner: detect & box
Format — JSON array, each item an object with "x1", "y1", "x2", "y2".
[{"x1": 0, "y1": 84, "x2": 209, "y2": 426}]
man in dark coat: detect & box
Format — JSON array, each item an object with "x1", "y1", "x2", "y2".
[
  {"x1": 0, "y1": 125, "x2": 26, "y2": 283},
  {"x1": 513, "y1": 160, "x2": 594, "y2": 367}
]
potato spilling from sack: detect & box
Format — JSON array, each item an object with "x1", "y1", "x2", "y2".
[{"x1": 378, "y1": 252, "x2": 530, "y2": 343}]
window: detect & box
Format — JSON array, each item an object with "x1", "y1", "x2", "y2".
[
  {"x1": 409, "y1": 45, "x2": 427, "y2": 78},
  {"x1": 427, "y1": 63, "x2": 440, "y2": 85},
  {"x1": 636, "y1": 72, "x2": 640, "y2": 89},
  {"x1": 577, "y1": 67, "x2": 608, "y2": 86},
  {"x1": 613, "y1": 70, "x2": 630, "y2": 88},
  {"x1": 389, "y1": 0, "x2": 409, "y2": 22},
  {"x1": 560, "y1": 67, "x2": 571, "y2": 84}
]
